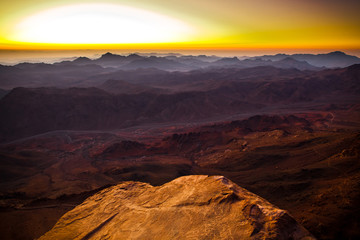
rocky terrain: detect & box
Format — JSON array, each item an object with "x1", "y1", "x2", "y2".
[
  {"x1": 0, "y1": 111, "x2": 359, "y2": 240},
  {"x1": 0, "y1": 52, "x2": 359, "y2": 240},
  {"x1": 39, "y1": 175, "x2": 315, "y2": 240}
]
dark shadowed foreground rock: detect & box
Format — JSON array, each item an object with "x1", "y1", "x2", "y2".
[{"x1": 39, "y1": 175, "x2": 315, "y2": 240}]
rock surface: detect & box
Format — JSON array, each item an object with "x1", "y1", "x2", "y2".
[{"x1": 39, "y1": 175, "x2": 315, "y2": 240}]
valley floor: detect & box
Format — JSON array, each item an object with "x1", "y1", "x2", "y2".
[{"x1": 0, "y1": 109, "x2": 359, "y2": 240}]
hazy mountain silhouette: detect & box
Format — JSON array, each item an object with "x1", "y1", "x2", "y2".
[
  {"x1": 3, "y1": 51, "x2": 356, "y2": 90},
  {"x1": 272, "y1": 57, "x2": 321, "y2": 70},
  {"x1": 122, "y1": 56, "x2": 191, "y2": 71},
  {"x1": 211, "y1": 56, "x2": 241, "y2": 66},
  {"x1": 256, "y1": 51, "x2": 360, "y2": 68}
]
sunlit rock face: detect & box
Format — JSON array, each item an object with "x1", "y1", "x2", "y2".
[{"x1": 39, "y1": 175, "x2": 315, "y2": 240}]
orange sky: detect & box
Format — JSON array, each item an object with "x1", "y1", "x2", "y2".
[{"x1": 0, "y1": 0, "x2": 359, "y2": 53}]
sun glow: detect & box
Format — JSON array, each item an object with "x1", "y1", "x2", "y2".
[{"x1": 10, "y1": 4, "x2": 194, "y2": 44}]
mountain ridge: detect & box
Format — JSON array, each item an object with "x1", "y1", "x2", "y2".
[
  {"x1": 255, "y1": 51, "x2": 360, "y2": 68},
  {"x1": 1, "y1": 64, "x2": 359, "y2": 142}
]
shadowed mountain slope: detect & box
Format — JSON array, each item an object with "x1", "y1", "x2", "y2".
[
  {"x1": 0, "y1": 86, "x2": 261, "y2": 142},
  {"x1": 1, "y1": 64, "x2": 359, "y2": 142}
]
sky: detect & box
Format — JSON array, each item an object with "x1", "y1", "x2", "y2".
[{"x1": 0, "y1": 0, "x2": 359, "y2": 55}]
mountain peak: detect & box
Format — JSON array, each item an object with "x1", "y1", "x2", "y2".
[
  {"x1": 73, "y1": 56, "x2": 91, "y2": 63},
  {"x1": 127, "y1": 53, "x2": 141, "y2": 58},
  {"x1": 39, "y1": 175, "x2": 315, "y2": 240},
  {"x1": 328, "y1": 51, "x2": 346, "y2": 56},
  {"x1": 126, "y1": 53, "x2": 143, "y2": 60},
  {"x1": 100, "y1": 52, "x2": 121, "y2": 59},
  {"x1": 102, "y1": 52, "x2": 114, "y2": 56}
]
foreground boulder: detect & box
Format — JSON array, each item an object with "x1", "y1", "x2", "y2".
[{"x1": 39, "y1": 175, "x2": 315, "y2": 240}]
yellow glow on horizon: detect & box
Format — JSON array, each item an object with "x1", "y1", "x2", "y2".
[
  {"x1": 0, "y1": 1, "x2": 359, "y2": 52},
  {"x1": 10, "y1": 4, "x2": 195, "y2": 44}
]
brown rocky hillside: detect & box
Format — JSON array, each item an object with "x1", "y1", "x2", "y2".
[{"x1": 39, "y1": 175, "x2": 315, "y2": 240}]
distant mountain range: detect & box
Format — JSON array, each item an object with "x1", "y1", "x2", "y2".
[
  {"x1": 0, "y1": 51, "x2": 358, "y2": 91},
  {"x1": 0, "y1": 51, "x2": 359, "y2": 142},
  {"x1": 1, "y1": 63, "x2": 359, "y2": 142},
  {"x1": 254, "y1": 51, "x2": 360, "y2": 68},
  {"x1": 64, "y1": 51, "x2": 360, "y2": 69}
]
